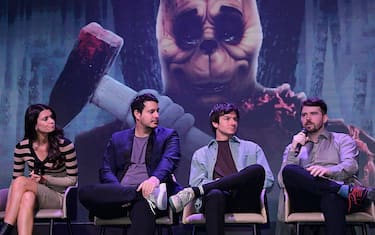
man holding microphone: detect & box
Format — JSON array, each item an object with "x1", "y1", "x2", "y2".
[{"x1": 278, "y1": 97, "x2": 375, "y2": 235}]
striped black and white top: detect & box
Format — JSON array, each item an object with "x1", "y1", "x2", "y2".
[{"x1": 13, "y1": 137, "x2": 78, "y2": 193}]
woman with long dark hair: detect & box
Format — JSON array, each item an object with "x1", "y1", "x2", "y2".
[{"x1": 0, "y1": 104, "x2": 78, "y2": 235}]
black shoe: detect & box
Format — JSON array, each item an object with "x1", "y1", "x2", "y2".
[{"x1": 0, "y1": 223, "x2": 14, "y2": 235}]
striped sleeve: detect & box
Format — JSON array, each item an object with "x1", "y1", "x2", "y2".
[
  {"x1": 61, "y1": 138, "x2": 78, "y2": 177},
  {"x1": 43, "y1": 138, "x2": 78, "y2": 187},
  {"x1": 13, "y1": 141, "x2": 30, "y2": 178}
]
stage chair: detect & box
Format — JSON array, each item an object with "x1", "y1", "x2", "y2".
[
  {"x1": 282, "y1": 188, "x2": 375, "y2": 235},
  {"x1": 182, "y1": 188, "x2": 268, "y2": 235},
  {"x1": 0, "y1": 188, "x2": 7, "y2": 213},
  {"x1": 0, "y1": 184, "x2": 78, "y2": 235},
  {"x1": 94, "y1": 206, "x2": 174, "y2": 235}
]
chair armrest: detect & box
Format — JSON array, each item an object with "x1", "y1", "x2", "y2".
[
  {"x1": 259, "y1": 188, "x2": 267, "y2": 221},
  {"x1": 0, "y1": 188, "x2": 9, "y2": 212},
  {"x1": 62, "y1": 184, "x2": 78, "y2": 218},
  {"x1": 283, "y1": 188, "x2": 291, "y2": 219}
]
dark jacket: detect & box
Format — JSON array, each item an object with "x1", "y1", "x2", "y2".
[{"x1": 99, "y1": 127, "x2": 182, "y2": 195}]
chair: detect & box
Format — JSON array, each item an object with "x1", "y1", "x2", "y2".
[
  {"x1": 94, "y1": 206, "x2": 174, "y2": 235},
  {"x1": 0, "y1": 184, "x2": 78, "y2": 235},
  {"x1": 0, "y1": 188, "x2": 7, "y2": 213},
  {"x1": 283, "y1": 188, "x2": 375, "y2": 235},
  {"x1": 182, "y1": 189, "x2": 268, "y2": 235}
]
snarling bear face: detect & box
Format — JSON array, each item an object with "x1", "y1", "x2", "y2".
[{"x1": 157, "y1": 0, "x2": 263, "y2": 112}]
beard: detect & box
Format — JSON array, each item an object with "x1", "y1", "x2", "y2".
[{"x1": 305, "y1": 122, "x2": 324, "y2": 134}]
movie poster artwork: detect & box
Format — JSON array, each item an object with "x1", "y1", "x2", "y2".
[{"x1": 0, "y1": 1, "x2": 374, "y2": 233}]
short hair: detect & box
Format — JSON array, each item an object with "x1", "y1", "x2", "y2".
[
  {"x1": 301, "y1": 97, "x2": 328, "y2": 115},
  {"x1": 130, "y1": 93, "x2": 159, "y2": 121},
  {"x1": 209, "y1": 102, "x2": 239, "y2": 133}
]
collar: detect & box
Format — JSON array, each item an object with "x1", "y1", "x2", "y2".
[
  {"x1": 207, "y1": 135, "x2": 240, "y2": 147},
  {"x1": 319, "y1": 129, "x2": 330, "y2": 140},
  {"x1": 308, "y1": 129, "x2": 330, "y2": 143},
  {"x1": 132, "y1": 127, "x2": 156, "y2": 137}
]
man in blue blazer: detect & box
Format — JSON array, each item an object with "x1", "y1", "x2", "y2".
[{"x1": 79, "y1": 93, "x2": 181, "y2": 235}]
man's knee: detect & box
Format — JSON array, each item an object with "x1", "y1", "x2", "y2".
[
  {"x1": 282, "y1": 164, "x2": 302, "y2": 179},
  {"x1": 242, "y1": 164, "x2": 265, "y2": 182},
  {"x1": 246, "y1": 164, "x2": 265, "y2": 174}
]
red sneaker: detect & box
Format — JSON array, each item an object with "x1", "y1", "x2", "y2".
[{"x1": 348, "y1": 186, "x2": 368, "y2": 212}]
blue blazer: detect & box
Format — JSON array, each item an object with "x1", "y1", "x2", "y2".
[{"x1": 99, "y1": 127, "x2": 182, "y2": 195}]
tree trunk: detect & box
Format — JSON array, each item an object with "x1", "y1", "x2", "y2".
[
  {"x1": 257, "y1": 0, "x2": 305, "y2": 88},
  {"x1": 309, "y1": 0, "x2": 330, "y2": 97},
  {"x1": 111, "y1": 0, "x2": 162, "y2": 92}
]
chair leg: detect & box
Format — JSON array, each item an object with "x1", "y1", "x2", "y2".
[
  {"x1": 167, "y1": 225, "x2": 173, "y2": 235},
  {"x1": 349, "y1": 224, "x2": 362, "y2": 235},
  {"x1": 122, "y1": 225, "x2": 127, "y2": 235},
  {"x1": 296, "y1": 223, "x2": 300, "y2": 235},
  {"x1": 66, "y1": 218, "x2": 73, "y2": 235},
  {"x1": 156, "y1": 225, "x2": 162, "y2": 235},
  {"x1": 192, "y1": 225, "x2": 196, "y2": 235},
  {"x1": 362, "y1": 223, "x2": 367, "y2": 235},
  {"x1": 253, "y1": 224, "x2": 257, "y2": 235},
  {"x1": 99, "y1": 226, "x2": 105, "y2": 235},
  {"x1": 49, "y1": 218, "x2": 54, "y2": 235}
]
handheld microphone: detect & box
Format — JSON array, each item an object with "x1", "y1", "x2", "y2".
[{"x1": 294, "y1": 128, "x2": 308, "y2": 157}]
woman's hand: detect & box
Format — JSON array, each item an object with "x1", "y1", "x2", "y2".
[{"x1": 29, "y1": 171, "x2": 45, "y2": 184}]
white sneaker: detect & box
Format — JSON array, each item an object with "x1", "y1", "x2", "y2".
[
  {"x1": 146, "y1": 183, "x2": 167, "y2": 214},
  {"x1": 169, "y1": 187, "x2": 195, "y2": 213}
]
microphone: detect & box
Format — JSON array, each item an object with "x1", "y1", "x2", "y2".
[{"x1": 294, "y1": 128, "x2": 308, "y2": 157}]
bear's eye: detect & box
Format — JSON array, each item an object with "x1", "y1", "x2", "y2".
[
  {"x1": 173, "y1": 9, "x2": 203, "y2": 50},
  {"x1": 215, "y1": 6, "x2": 244, "y2": 45}
]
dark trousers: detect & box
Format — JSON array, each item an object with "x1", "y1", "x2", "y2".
[
  {"x1": 282, "y1": 164, "x2": 347, "y2": 235},
  {"x1": 201, "y1": 164, "x2": 265, "y2": 235},
  {"x1": 79, "y1": 183, "x2": 156, "y2": 235}
]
